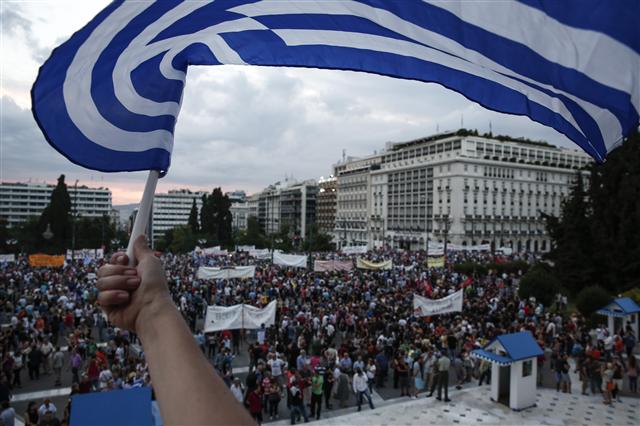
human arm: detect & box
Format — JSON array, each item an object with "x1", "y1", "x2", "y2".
[{"x1": 97, "y1": 236, "x2": 253, "y2": 426}]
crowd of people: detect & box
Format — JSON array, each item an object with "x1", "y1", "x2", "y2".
[{"x1": 0, "y1": 246, "x2": 637, "y2": 425}]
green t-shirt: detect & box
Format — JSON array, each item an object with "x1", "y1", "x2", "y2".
[{"x1": 312, "y1": 375, "x2": 324, "y2": 395}]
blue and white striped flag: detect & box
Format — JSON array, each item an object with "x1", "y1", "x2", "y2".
[{"x1": 32, "y1": 0, "x2": 639, "y2": 175}]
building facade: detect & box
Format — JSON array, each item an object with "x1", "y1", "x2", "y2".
[
  {"x1": 230, "y1": 202, "x2": 250, "y2": 232},
  {"x1": 334, "y1": 131, "x2": 592, "y2": 252},
  {"x1": 256, "y1": 180, "x2": 318, "y2": 240},
  {"x1": 0, "y1": 182, "x2": 112, "y2": 227},
  {"x1": 333, "y1": 154, "x2": 382, "y2": 248},
  {"x1": 317, "y1": 176, "x2": 337, "y2": 235},
  {"x1": 151, "y1": 189, "x2": 206, "y2": 245}
]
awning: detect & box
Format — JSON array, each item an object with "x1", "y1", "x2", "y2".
[
  {"x1": 471, "y1": 349, "x2": 513, "y2": 366},
  {"x1": 596, "y1": 308, "x2": 629, "y2": 318}
]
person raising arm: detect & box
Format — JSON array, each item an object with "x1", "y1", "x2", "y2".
[{"x1": 97, "y1": 236, "x2": 254, "y2": 425}]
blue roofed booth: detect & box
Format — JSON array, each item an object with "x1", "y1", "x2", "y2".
[
  {"x1": 471, "y1": 331, "x2": 543, "y2": 411},
  {"x1": 596, "y1": 297, "x2": 640, "y2": 341}
]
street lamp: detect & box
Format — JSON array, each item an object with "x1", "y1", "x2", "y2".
[{"x1": 42, "y1": 223, "x2": 54, "y2": 240}]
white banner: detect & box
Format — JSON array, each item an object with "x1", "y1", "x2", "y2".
[
  {"x1": 0, "y1": 254, "x2": 16, "y2": 263},
  {"x1": 242, "y1": 301, "x2": 277, "y2": 329},
  {"x1": 273, "y1": 252, "x2": 308, "y2": 268},
  {"x1": 196, "y1": 265, "x2": 256, "y2": 280},
  {"x1": 447, "y1": 243, "x2": 491, "y2": 252},
  {"x1": 204, "y1": 301, "x2": 276, "y2": 332},
  {"x1": 413, "y1": 290, "x2": 463, "y2": 317},
  {"x1": 203, "y1": 246, "x2": 228, "y2": 256},
  {"x1": 249, "y1": 248, "x2": 273, "y2": 259},
  {"x1": 496, "y1": 246, "x2": 513, "y2": 255},
  {"x1": 342, "y1": 245, "x2": 368, "y2": 255},
  {"x1": 204, "y1": 304, "x2": 244, "y2": 332},
  {"x1": 236, "y1": 245, "x2": 255, "y2": 252},
  {"x1": 66, "y1": 248, "x2": 104, "y2": 260}
]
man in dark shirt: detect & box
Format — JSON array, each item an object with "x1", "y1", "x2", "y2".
[{"x1": 27, "y1": 345, "x2": 43, "y2": 381}]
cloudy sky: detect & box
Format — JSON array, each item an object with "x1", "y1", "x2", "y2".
[{"x1": 1, "y1": 1, "x2": 576, "y2": 205}]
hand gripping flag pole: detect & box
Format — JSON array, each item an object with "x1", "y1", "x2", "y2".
[{"x1": 126, "y1": 170, "x2": 159, "y2": 266}]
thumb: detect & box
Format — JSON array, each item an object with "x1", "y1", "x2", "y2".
[{"x1": 133, "y1": 235, "x2": 153, "y2": 262}]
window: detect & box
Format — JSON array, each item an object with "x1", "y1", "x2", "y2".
[{"x1": 523, "y1": 360, "x2": 533, "y2": 377}]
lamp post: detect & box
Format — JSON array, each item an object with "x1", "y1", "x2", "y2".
[
  {"x1": 72, "y1": 179, "x2": 78, "y2": 251},
  {"x1": 42, "y1": 224, "x2": 54, "y2": 240}
]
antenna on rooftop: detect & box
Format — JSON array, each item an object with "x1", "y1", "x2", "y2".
[
  {"x1": 489, "y1": 121, "x2": 493, "y2": 136},
  {"x1": 342, "y1": 149, "x2": 346, "y2": 162}
]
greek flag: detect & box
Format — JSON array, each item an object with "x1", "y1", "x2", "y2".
[{"x1": 32, "y1": 0, "x2": 639, "y2": 175}]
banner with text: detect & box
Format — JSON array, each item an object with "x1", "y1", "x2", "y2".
[
  {"x1": 242, "y1": 301, "x2": 277, "y2": 329},
  {"x1": 249, "y1": 248, "x2": 273, "y2": 259},
  {"x1": 0, "y1": 254, "x2": 16, "y2": 263},
  {"x1": 313, "y1": 260, "x2": 354, "y2": 272},
  {"x1": 341, "y1": 245, "x2": 368, "y2": 255},
  {"x1": 196, "y1": 266, "x2": 256, "y2": 280},
  {"x1": 66, "y1": 248, "x2": 104, "y2": 260},
  {"x1": 204, "y1": 304, "x2": 244, "y2": 332},
  {"x1": 28, "y1": 254, "x2": 65, "y2": 267},
  {"x1": 356, "y1": 258, "x2": 393, "y2": 270},
  {"x1": 204, "y1": 301, "x2": 276, "y2": 332},
  {"x1": 427, "y1": 256, "x2": 445, "y2": 268},
  {"x1": 273, "y1": 252, "x2": 308, "y2": 268},
  {"x1": 413, "y1": 290, "x2": 463, "y2": 317},
  {"x1": 236, "y1": 245, "x2": 255, "y2": 252}
]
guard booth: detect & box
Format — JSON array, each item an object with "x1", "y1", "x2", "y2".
[
  {"x1": 471, "y1": 331, "x2": 543, "y2": 411},
  {"x1": 596, "y1": 297, "x2": 640, "y2": 340}
]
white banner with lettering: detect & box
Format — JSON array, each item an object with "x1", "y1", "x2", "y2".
[
  {"x1": 242, "y1": 301, "x2": 277, "y2": 329},
  {"x1": 249, "y1": 248, "x2": 273, "y2": 259},
  {"x1": 273, "y1": 252, "x2": 308, "y2": 268},
  {"x1": 342, "y1": 245, "x2": 368, "y2": 255},
  {"x1": 204, "y1": 304, "x2": 244, "y2": 332},
  {"x1": 196, "y1": 265, "x2": 256, "y2": 280},
  {"x1": 0, "y1": 254, "x2": 16, "y2": 263},
  {"x1": 413, "y1": 290, "x2": 463, "y2": 317},
  {"x1": 204, "y1": 301, "x2": 276, "y2": 332},
  {"x1": 66, "y1": 248, "x2": 104, "y2": 260},
  {"x1": 236, "y1": 245, "x2": 255, "y2": 252}
]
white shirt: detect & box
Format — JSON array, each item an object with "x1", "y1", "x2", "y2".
[
  {"x1": 230, "y1": 384, "x2": 244, "y2": 403},
  {"x1": 38, "y1": 403, "x2": 57, "y2": 417},
  {"x1": 352, "y1": 373, "x2": 368, "y2": 393}
]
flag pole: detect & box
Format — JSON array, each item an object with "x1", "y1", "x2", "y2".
[{"x1": 126, "y1": 170, "x2": 160, "y2": 266}]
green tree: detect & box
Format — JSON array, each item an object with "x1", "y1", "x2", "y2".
[
  {"x1": 39, "y1": 174, "x2": 72, "y2": 252},
  {"x1": 588, "y1": 130, "x2": 640, "y2": 293},
  {"x1": 545, "y1": 172, "x2": 595, "y2": 296},
  {"x1": 156, "y1": 227, "x2": 175, "y2": 252},
  {"x1": 518, "y1": 263, "x2": 562, "y2": 307},
  {"x1": 237, "y1": 216, "x2": 265, "y2": 248},
  {"x1": 169, "y1": 225, "x2": 197, "y2": 252},
  {"x1": 0, "y1": 218, "x2": 8, "y2": 253},
  {"x1": 188, "y1": 198, "x2": 199, "y2": 233},
  {"x1": 575, "y1": 285, "x2": 611, "y2": 318},
  {"x1": 199, "y1": 188, "x2": 233, "y2": 248},
  {"x1": 303, "y1": 225, "x2": 334, "y2": 252}
]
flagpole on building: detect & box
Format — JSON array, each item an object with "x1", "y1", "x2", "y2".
[{"x1": 126, "y1": 170, "x2": 160, "y2": 266}]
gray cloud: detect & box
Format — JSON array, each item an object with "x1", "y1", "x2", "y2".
[{"x1": 1, "y1": 63, "x2": 575, "y2": 203}]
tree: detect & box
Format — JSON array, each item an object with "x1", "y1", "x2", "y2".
[
  {"x1": 575, "y1": 285, "x2": 611, "y2": 319},
  {"x1": 587, "y1": 130, "x2": 640, "y2": 293},
  {"x1": 545, "y1": 172, "x2": 595, "y2": 295},
  {"x1": 237, "y1": 216, "x2": 266, "y2": 248},
  {"x1": 169, "y1": 225, "x2": 197, "y2": 253},
  {"x1": 188, "y1": 198, "x2": 199, "y2": 233},
  {"x1": 0, "y1": 218, "x2": 8, "y2": 253},
  {"x1": 199, "y1": 188, "x2": 233, "y2": 248},
  {"x1": 518, "y1": 263, "x2": 562, "y2": 307},
  {"x1": 303, "y1": 225, "x2": 334, "y2": 252},
  {"x1": 39, "y1": 174, "x2": 72, "y2": 252},
  {"x1": 546, "y1": 130, "x2": 640, "y2": 295}
]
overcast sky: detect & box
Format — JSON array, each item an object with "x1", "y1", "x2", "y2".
[{"x1": 1, "y1": 1, "x2": 577, "y2": 205}]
